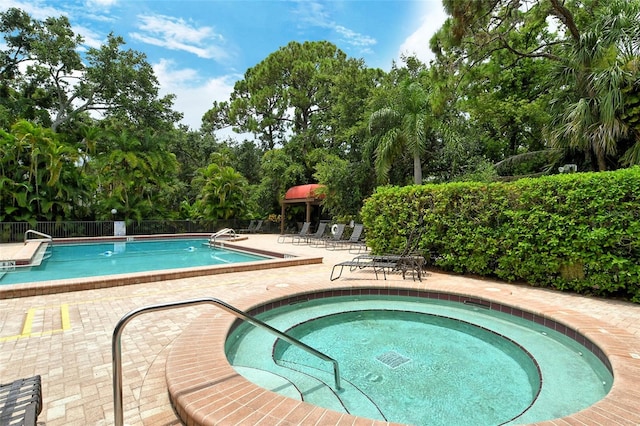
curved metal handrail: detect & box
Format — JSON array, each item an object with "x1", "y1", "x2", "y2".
[
  {"x1": 112, "y1": 297, "x2": 341, "y2": 426},
  {"x1": 209, "y1": 228, "x2": 237, "y2": 246},
  {"x1": 24, "y1": 230, "x2": 53, "y2": 244}
]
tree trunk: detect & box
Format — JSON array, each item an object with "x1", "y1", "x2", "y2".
[
  {"x1": 596, "y1": 151, "x2": 608, "y2": 172},
  {"x1": 413, "y1": 154, "x2": 423, "y2": 185}
]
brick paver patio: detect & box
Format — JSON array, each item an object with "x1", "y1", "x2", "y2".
[{"x1": 1, "y1": 234, "x2": 639, "y2": 425}]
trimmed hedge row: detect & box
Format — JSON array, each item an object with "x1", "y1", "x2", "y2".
[{"x1": 361, "y1": 167, "x2": 640, "y2": 302}]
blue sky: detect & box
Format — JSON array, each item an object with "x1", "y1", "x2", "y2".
[{"x1": 2, "y1": 0, "x2": 447, "y2": 130}]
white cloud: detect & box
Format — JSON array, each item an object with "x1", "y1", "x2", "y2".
[
  {"x1": 153, "y1": 59, "x2": 240, "y2": 131},
  {"x1": 138, "y1": 14, "x2": 221, "y2": 44},
  {"x1": 2, "y1": 0, "x2": 66, "y2": 20},
  {"x1": 74, "y1": 24, "x2": 103, "y2": 49},
  {"x1": 294, "y1": 0, "x2": 331, "y2": 28},
  {"x1": 131, "y1": 14, "x2": 228, "y2": 60},
  {"x1": 86, "y1": 0, "x2": 117, "y2": 7},
  {"x1": 294, "y1": 1, "x2": 377, "y2": 54},
  {"x1": 397, "y1": 4, "x2": 448, "y2": 65},
  {"x1": 334, "y1": 25, "x2": 376, "y2": 49}
]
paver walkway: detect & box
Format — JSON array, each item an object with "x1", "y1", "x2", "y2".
[{"x1": 0, "y1": 234, "x2": 638, "y2": 425}]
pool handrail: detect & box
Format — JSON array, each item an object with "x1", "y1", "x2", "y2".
[
  {"x1": 24, "y1": 230, "x2": 53, "y2": 244},
  {"x1": 112, "y1": 297, "x2": 342, "y2": 426},
  {"x1": 209, "y1": 228, "x2": 237, "y2": 245}
]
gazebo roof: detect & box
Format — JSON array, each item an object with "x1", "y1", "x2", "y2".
[
  {"x1": 279, "y1": 184, "x2": 325, "y2": 233},
  {"x1": 283, "y1": 184, "x2": 325, "y2": 203}
]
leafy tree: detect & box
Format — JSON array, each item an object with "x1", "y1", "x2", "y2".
[
  {"x1": 91, "y1": 126, "x2": 180, "y2": 220},
  {"x1": 85, "y1": 34, "x2": 183, "y2": 131},
  {"x1": 429, "y1": 1, "x2": 558, "y2": 175},
  {"x1": 202, "y1": 40, "x2": 383, "y2": 219},
  {"x1": 203, "y1": 41, "x2": 374, "y2": 150},
  {"x1": 549, "y1": 0, "x2": 640, "y2": 170},
  {"x1": 0, "y1": 120, "x2": 87, "y2": 221},
  {"x1": 251, "y1": 149, "x2": 306, "y2": 216},
  {"x1": 0, "y1": 9, "x2": 68, "y2": 127},
  {"x1": 191, "y1": 154, "x2": 250, "y2": 220},
  {"x1": 324, "y1": 65, "x2": 385, "y2": 155},
  {"x1": 0, "y1": 8, "x2": 181, "y2": 131},
  {"x1": 458, "y1": 54, "x2": 553, "y2": 162},
  {"x1": 432, "y1": 0, "x2": 565, "y2": 63},
  {"x1": 364, "y1": 57, "x2": 499, "y2": 184},
  {"x1": 223, "y1": 139, "x2": 263, "y2": 185},
  {"x1": 167, "y1": 126, "x2": 222, "y2": 203},
  {"x1": 313, "y1": 153, "x2": 362, "y2": 218},
  {"x1": 431, "y1": 0, "x2": 640, "y2": 172}
]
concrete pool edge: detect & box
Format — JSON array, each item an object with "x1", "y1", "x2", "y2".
[
  {"x1": 165, "y1": 281, "x2": 640, "y2": 426},
  {"x1": 0, "y1": 236, "x2": 322, "y2": 299}
]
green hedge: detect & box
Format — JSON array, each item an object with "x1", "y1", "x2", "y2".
[{"x1": 361, "y1": 168, "x2": 640, "y2": 302}]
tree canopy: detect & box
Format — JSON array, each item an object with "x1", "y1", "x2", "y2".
[
  {"x1": 0, "y1": 8, "x2": 182, "y2": 131},
  {"x1": 431, "y1": 0, "x2": 640, "y2": 172},
  {"x1": 1, "y1": 3, "x2": 639, "y2": 226}
]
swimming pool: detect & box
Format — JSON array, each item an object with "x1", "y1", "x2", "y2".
[
  {"x1": 225, "y1": 294, "x2": 612, "y2": 425},
  {"x1": 0, "y1": 238, "x2": 269, "y2": 285}
]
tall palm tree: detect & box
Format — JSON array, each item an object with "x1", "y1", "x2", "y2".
[
  {"x1": 368, "y1": 79, "x2": 431, "y2": 184},
  {"x1": 550, "y1": 0, "x2": 640, "y2": 171}
]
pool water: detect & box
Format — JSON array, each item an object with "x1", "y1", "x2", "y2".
[
  {"x1": 226, "y1": 295, "x2": 612, "y2": 425},
  {"x1": 279, "y1": 310, "x2": 539, "y2": 424},
  {"x1": 0, "y1": 239, "x2": 268, "y2": 285}
]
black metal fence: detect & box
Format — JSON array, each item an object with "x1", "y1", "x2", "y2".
[{"x1": 0, "y1": 219, "x2": 278, "y2": 243}]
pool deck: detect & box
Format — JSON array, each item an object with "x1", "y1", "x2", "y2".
[
  {"x1": 0, "y1": 241, "x2": 43, "y2": 265},
  {"x1": 0, "y1": 234, "x2": 639, "y2": 425}
]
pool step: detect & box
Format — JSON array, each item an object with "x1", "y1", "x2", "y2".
[
  {"x1": 228, "y1": 307, "x2": 387, "y2": 421},
  {"x1": 234, "y1": 359, "x2": 387, "y2": 419},
  {"x1": 28, "y1": 243, "x2": 50, "y2": 267},
  {"x1": 0, "y1": 243, "x2": 50, "y2": 279},
  {"x1": 0, "y1": 261, "x2": 14, "y2": 280},
  {"x1": 233, "y1": 366, "x2": 301, "y2": 400},
  {"x1": 234, "y1": 363, "x2": 347, "y2": 413},
  {"x1": 276, "y1": 360, "x2": 387, "y2": 421}
]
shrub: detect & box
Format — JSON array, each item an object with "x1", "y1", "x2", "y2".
[{"x1": 361, "y1": 168, "x2": 640, "y2": 302}]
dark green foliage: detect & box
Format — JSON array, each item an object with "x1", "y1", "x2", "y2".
[
  {"x1": 0, "y1": 120, "x2": 91, "y2": 221},
  {"x1": 362, "y1": 168, "x2": 640, "y2": 302},
  {"x1": 313, "y1": 153, "x2": 363, "y2": 219},
  {"x1": 191, "y1": 162, "x2": 249, "y2": 220}
]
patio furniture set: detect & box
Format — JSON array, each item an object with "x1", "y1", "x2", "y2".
[{"x1": 278, "y1": 221, "x2": 427, "y2": 282}]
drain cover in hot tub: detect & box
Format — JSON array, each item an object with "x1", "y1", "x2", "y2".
[{"x1": 376, "y1": 350, "x2": 411, "y2": 369}]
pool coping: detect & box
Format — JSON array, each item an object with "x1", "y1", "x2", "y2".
[
  {"x1": 165, "y1": 280, "x2": 640, "y2": 426},
  {"x1": 0, "y1": 235, "x2": 322, "y2": 299}
]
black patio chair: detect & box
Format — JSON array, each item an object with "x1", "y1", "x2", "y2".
[
  {"x1": 292, "y1": 222, "x2": 327, "y2": 245},
  {"x1": 0, "y1": 375, "x2": 42, "y2": 426},
  {"x1": 278, "y1": 222, "x2": 311, "y2": 243},
  {"x1": 238, "y1": 220, "x2": 257, "y2": 233},
  {"x1": 310, "y1": 223, "x2": 346, "y2": 248},
  {"x1": 327, "y1": 223, "x2": 366, "y2": 251}
]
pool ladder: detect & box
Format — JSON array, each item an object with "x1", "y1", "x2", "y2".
[
  {"x1": 24, "y1": 230, "x2": 53, "y2": 244},
  {"x1": 209, "y1": 228, "x2": 237, "y2": 246},
  {"x1": 112, "y1": 297, "x2": 342, "y2": 426},
  {"x1": 24, "y1": 230, "x2": 54, "y2": 265}
]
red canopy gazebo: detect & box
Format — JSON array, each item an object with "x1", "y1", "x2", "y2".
[{"x1": 280, "y1": 184, "x2": 325, "y2": 233}]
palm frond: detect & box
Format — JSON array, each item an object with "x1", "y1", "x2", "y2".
[
  {"x1": 369, "y1": 107, "x2": 400, "y2": 134},
  {"x1": 494, "y1": 149, "x2": 563, "y2": 172},
  {"x1": 620, "y1": 134, "x2": 640, "y2": 166}
]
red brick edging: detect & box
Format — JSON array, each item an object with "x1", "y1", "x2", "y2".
[{"x1": 166, "y1": 281, "x2": 640, "y2": 426}]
